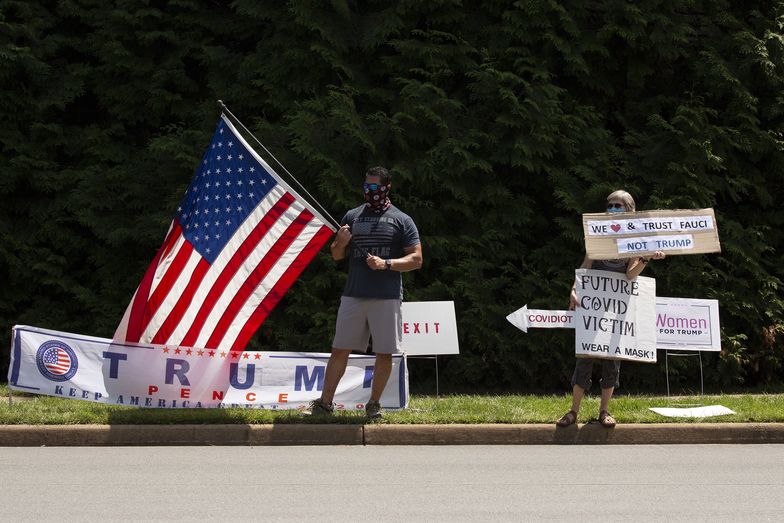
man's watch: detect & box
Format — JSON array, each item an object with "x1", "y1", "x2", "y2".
[{"x1": 385, "y1": 259, "x2": 392, "y2": 271}]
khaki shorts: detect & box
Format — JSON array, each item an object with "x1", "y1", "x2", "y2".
[{"x1": 332, "y1": 296, "x2": 403, "y2": 354}]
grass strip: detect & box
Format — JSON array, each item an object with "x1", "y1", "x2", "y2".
[{"x1": 2, "y1": 385, "x2": 783, "y2": 424}]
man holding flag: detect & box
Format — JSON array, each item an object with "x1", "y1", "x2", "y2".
[{"x1": 303, "y1": 166, "x2": 422, "y2": 419}]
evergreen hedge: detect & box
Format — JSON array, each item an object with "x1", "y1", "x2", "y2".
[{"x1": 2, "y1": 1, "x2": 782, "y2": 392}]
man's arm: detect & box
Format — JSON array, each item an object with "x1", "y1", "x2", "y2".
[
  {"x1": 366, "y1": 243, "x2": 423, "y2": 272},
  {"x1": 330, "y1": 225, "x2": 351, "y2": 261}
]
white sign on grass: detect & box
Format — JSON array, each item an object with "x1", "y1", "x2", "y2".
[
  {"x1": 649, "y1": 405, "x2": 734, "y2": 418},
  {"x1": 401, "y1": 301, "x2": 459, "y2": 356},
  {"x1": 574, "y1": 269, "x2": 657, "y2": 363},
  {"x1": 655, "y1": 297, "x2": 720, "y2": 351}
]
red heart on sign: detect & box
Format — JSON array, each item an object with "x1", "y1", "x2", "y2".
[{"x1": 611, "y1": 224, "x2": 621, "y2": 232}]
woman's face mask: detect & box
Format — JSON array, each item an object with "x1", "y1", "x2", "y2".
[{"x1": 607, "y1": 202, "x2": 626, "y2": 213}]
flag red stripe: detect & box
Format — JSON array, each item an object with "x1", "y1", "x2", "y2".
[
  {"x1": 126, "y1": 223, "x2": 182, "y2": 342},
  {"x1": 179, "y1": 193, "x2": 296, "y2": 347},
  {"x1": 150, "y1": 258, "x2": 210, "y2": 345},
  {"x1": 159, "y1": 224, "x2": 182, "y2": 261},
  {"x1": 206, "y1": 209, "x2": 313, "y2": 348},
  {"x1": 230, "y1": 224, "x2": 333, "y2": 351},
  {"x1": 141, "y1": 241, "x2": 195, "y2": 334}
]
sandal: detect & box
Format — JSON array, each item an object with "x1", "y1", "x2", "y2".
[
  {"x1": 556, "y1": 410, "x2": 578, "y2": 427},
  {"x1": 599, "y1": 410, "x2": 616, "y2": 428}
]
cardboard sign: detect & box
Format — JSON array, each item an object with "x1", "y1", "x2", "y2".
[
  {"x1": 401, "y1": 301, "x2": 459, "y2": 355},
  {"x1": 583, "y1": 208, "x2": 721, "y2": 259},
  {"x1": 655, "y1": 297, "x2": 721, "y2": 351},
  {"x1": 574, "y1": 269, "x2": 657, "y2": 363}
]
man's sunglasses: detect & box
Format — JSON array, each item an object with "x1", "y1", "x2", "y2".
[
  {"x1": 363, "y1": 182, "x2": 386, "y2": 191},
  {"x1": 607, "y1": 203, "x2": 625, "y2": 210}
]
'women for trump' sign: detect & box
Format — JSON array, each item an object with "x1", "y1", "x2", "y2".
[{"x1": 574, "y1": 269, "x2": 657, "y2": 363}]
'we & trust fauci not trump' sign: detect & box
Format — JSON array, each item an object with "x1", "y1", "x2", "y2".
[{"x1": 583, "y1": 208, "x2": 721, "y2": 260}]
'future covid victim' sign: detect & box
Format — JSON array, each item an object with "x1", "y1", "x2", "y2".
[
  {"x1": 574, "y1": 269, "x2": 656, "y2": 363},
  {"x1": 582, "y1": 208, "x2": 721, "y2": 260}
]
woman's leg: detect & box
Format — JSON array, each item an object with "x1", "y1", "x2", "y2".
[
  {"x1": 570, "y1": 358, "x2": 594, "y2": 414},
  {"x1": 558, "y1": 359, "x2": 593, "y2": 425},
  {"x1": 598, "y1": 360, "x2": 621, "y2": 427},
  {"x1": 599, "y1": 385, "x2": 614, "y2": 413},
  {"x1": 599, "y1": 359, "x2": 621, "y2": 412}
]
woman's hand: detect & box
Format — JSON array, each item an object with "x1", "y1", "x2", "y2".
[{"x1": 569, "y1": 289, "x2": 579, "y2": 310}]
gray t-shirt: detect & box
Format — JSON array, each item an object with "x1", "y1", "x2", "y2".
[
  {"x1": 591, "y1": 258, "x2": 629, "y2": 273},
  {"x1": 340, "y1": 204, "x2": 420, "y2": 299}
]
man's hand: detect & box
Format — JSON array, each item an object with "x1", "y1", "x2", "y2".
[
  {"x1": 330, "y1": 225, "x2": 352, "y2": 261},
  {"x1": 366, "y1": 253, "x2": 386, "y2": 271},
  {"x1": 334, "y1": 225, "x2": 352, "y2": 246}
]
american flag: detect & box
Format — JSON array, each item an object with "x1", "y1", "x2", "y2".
[
  {"x1": 42, "y1": 347, "x2": 72, "y2": 375},
  {"x1": 114, "y1": 115, "x2": 335, "y2": 351}
]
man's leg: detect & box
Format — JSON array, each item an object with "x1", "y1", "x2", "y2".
[
  {"x1": 369, "y1": 353, "x2": 393, "y2": 402},
  {"x1": 365, "y1": 299, "x2": 401, "y2": 405},
  {"x1": 320, "y1": 348, "x2": 352, "y2": 406}
]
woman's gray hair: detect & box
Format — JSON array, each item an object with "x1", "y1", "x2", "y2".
[{"x1": 606, "y1": 190, "x2": 636, "y2": 212}]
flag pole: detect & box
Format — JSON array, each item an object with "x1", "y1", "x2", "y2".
[{"x1": 216, "y1": 100, "x2": 341, "y2": 230}]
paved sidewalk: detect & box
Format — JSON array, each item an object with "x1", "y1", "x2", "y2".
[{"x1": 1, "y1": 422, "x2": 783, "y2": 446}]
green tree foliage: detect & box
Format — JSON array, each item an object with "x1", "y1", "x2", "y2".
[{"x1": 1, "y1": 1, "x2": 782, "y2": 392}]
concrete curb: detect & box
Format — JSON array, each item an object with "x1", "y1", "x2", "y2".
[
  {"x1": 1, "y1": 423, "x2": 783, "y2": 446},
  {"x1": 0, "y1": 424, "x2": 364, "y2": 446},
  {"x1": 364, "y1": 423, "x2": 784, "y2": 445}
]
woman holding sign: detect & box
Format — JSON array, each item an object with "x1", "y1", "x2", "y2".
[{"x1": 556, "y1": 190, "x2": 665, "y2": 428}]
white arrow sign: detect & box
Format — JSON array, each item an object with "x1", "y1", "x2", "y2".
[
  {"x1": 508, "y1": 298, "x2": 721, "y2": 352},
  {"x1": 506, "y1": 305, "x2": 575, "y2": 333}
]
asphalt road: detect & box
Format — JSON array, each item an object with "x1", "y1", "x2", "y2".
[{"x1": 2, "y1": 445, "x2": 783, "y2": 522}]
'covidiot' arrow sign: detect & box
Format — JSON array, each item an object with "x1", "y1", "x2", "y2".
[{"x1": 505, "y1": 305, "x2": 575, "y2": 333}]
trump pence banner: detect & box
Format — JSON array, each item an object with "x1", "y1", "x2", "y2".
[
  {"x1": 582, "y1": 208, "x2": 721, "y2": 260},
  {"x1": 574, "y1": 269, "x2": 657, "y2": 363},
  {"x1": 8, "y1": 325, "x2": 408, "y2": 410}
]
